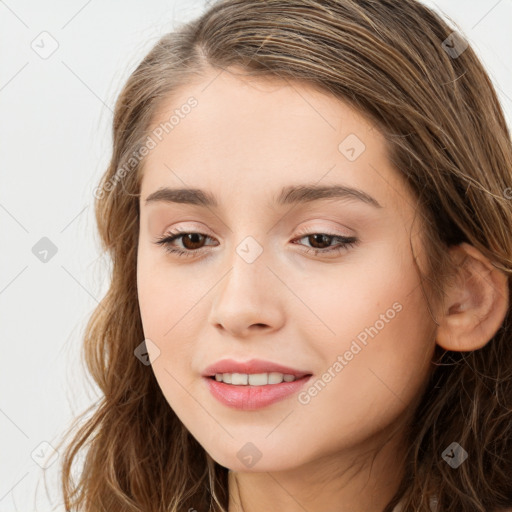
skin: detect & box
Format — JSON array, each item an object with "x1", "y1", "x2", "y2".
[{"x1": 136, "y1": 66, "x2": 509, "y2": 512}]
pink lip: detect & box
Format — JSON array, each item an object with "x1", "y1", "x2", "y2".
[
  {"x1": 201, "y1": 358, "x2": 311, "y2": 378},
  {"x1": 204, "y1": 375, "x2": 312, "y2": 410},
  {"x1": 201, "y1": 358, "x2": 313, "y2": 410}
]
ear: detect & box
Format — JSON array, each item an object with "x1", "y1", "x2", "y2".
[{"x1": 435, "y1": 242, "x2": 509, "y2": 352}]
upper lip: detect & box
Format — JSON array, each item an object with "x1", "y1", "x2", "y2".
[{"x1": 202, "y1": 358, "x2": 312, "y2": 379}]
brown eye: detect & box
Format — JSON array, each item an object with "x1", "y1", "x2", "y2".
[
  {"x1": 180, "y1": 233, "x2": 207, "y2": 250},
  {"x1": 305, "y1": 234, "x2": 334, "y2": 249},
  {"x1": 154, "y1": 230, "x2": 218, "y2": 258},
  {"x1": 292, "y1": 231, "x2": 358, "y2": 257}
]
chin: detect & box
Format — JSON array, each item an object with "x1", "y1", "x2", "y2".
[{"x1": 204, "y1": 440, "x2": 306, "y2": 473}]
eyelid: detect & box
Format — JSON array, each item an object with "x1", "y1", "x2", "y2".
[
  {"x1": 293, "y1": 223, "x2": 353, "y2": 238},
  {"x1": 160, "y1": 222, "x2": 214, "y2": 237},
  {"x1": 159, "y1": 223, "x2": 352, "y2": 242},
  {"x1": 159, "y1": 219, "x2": 355, "y2": 239}
]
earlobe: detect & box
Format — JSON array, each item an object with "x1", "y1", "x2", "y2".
[{"x1": 435, "y1": 242, "x2": 509, "y2": 352}]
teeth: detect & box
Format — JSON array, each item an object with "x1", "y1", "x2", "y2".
[
  {"x1": 249, "y1": 373, "x2": 267, "y2": 385},
  {"x1": 213, "y1": 372, "x2": 297, "y2": 385},
  {"x1": 231, "y1": 373, "x2": 248, "y2": 385},
  {"x1": 268, "y1": 371, "x2": 284, "y2": 384}
]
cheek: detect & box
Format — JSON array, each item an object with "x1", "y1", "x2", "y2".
[
  {"x1": 286, "y1": 239, "x2": 423, "y2": 347},
  {"x1": 136, "y1": 257, "x2": 203, "y2": 418},
  {"x1": 136, "y1": 243, "x2": 199, "y2": 337},
  {"x1": 136, "y1": 247, "x2": 216, "y2": 387},
  {"x1": 297, "y1": 247, "x2": 435, "y2": 435},
  {"x1": 137, "y1": 251, "x2": 189, "y2": 385},
  {"x1": 298, "y1": 240, "x2": 433, "y2": 370}
]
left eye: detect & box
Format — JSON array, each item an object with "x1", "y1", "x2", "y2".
[
  {"x1": 153, "y1": 230, "x2": 358, "y2": 258},
  {"x1": 292, "y1": 232, "x2": 359, "y2": 256}
]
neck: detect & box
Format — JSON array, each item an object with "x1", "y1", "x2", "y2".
[{"x1": 227, "y1": 421, "x2": 407, "y2": 512}]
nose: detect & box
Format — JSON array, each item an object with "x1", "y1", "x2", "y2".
[{"x1": 208, "y1": 250, "x2": 286, "y2": 338}]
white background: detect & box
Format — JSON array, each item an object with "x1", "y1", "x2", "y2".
[{"x1": 1, "y1": 1, "x2": 511, "y2": 510}]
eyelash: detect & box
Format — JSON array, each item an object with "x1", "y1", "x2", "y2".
[{"x1": 153, "y1": 227, "x2": 358, "y2": 259}]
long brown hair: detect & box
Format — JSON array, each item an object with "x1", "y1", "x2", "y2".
[{"x1": 56, "y1": 1, "x2": 512, "y2": 510}]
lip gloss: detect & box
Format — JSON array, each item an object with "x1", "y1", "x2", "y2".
[{"x1": 204, "y1": 375, "x2": 312, "y2": 410}]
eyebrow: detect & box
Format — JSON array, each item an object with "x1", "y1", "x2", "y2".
[{"x1": 144, "y1": 184, "x2": 383, "y2": 209}]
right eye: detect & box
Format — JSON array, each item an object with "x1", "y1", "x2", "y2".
[{"x1": 153, "y1": 230, "x2": 218, "y2": 258}]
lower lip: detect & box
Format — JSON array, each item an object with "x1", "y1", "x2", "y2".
[{"x1": 204, "y1": 375, "x2": 312, "y2": 410}]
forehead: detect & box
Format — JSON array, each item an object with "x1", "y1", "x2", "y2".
[{"x1": 139, "y1": 67, "x2": 414, "y2": 215}]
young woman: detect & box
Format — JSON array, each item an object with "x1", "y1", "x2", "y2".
[{"x1": 57, "y1": 1, "x2": 512, "y2": 510}]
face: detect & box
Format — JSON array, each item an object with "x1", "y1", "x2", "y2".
[{"x1": 136, "y1": 66, "x2": 438, "y2": 472}]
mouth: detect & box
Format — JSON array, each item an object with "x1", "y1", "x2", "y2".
[
  {"x1": 201, "y1": 358, "x2": 312, "y2": 380},
  {"x1": 202, "y1": 360, "x2": 313, "y2": 410},
  {"x1": 207, "y1": 371, "x2": 310, "y2": 385},
  {"x1": 201, "y1": 358, "x2": 313, "y2": 410}
]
